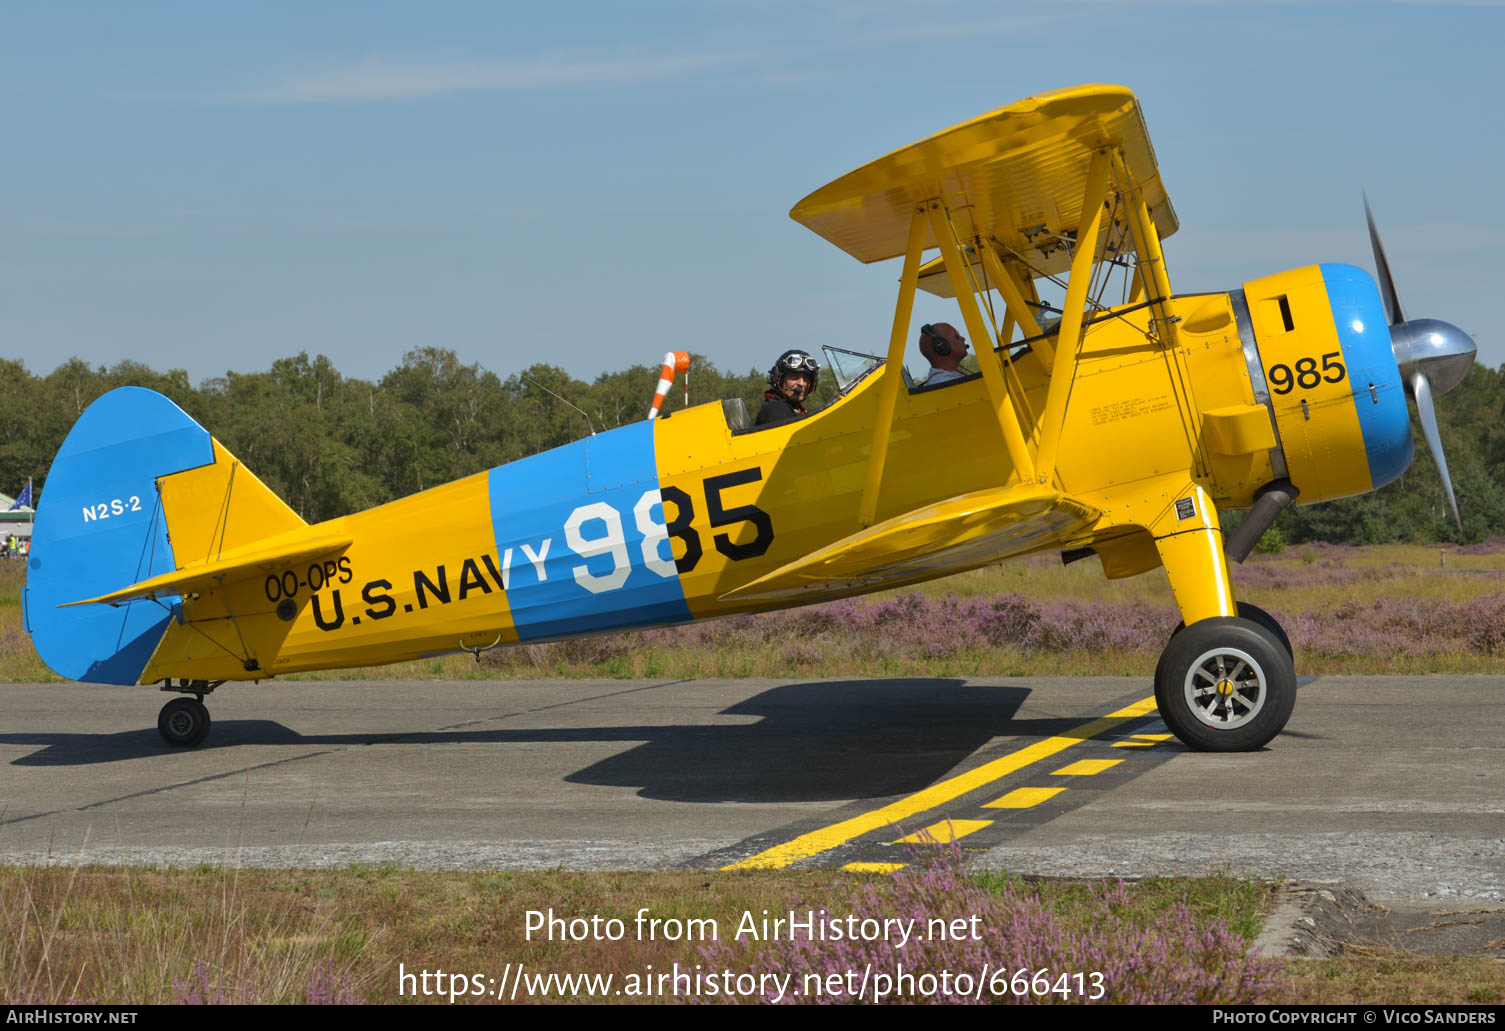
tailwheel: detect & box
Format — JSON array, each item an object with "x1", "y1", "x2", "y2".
[
  {"x1": 1154, "y1": 616, "x2": 1296, "y2": 752},
  {"x1": 158, "y1": 697, "x2": 212, "y2": 748}
]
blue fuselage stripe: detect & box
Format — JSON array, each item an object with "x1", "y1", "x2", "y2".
[
  {"x1": 487, "y1": 420, "x2": 690, "y2": 640},
  {"x1": 1320, "y1": 263, "x2": 1413, "y2": 491}
]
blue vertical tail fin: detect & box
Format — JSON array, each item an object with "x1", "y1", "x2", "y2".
[{"x1": 24, "y1": 388, "x2": 215, "y2": 684}]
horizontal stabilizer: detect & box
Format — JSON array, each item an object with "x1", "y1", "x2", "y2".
[
  {"x1": 64, "y1": 531, "x2": 352, "y2": 608},
  {"x1": 721, "y1": 484, "x2": 1100, "y2": 602}
]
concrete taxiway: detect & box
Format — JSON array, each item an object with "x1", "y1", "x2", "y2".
[{"x1": 1, "y1": 675, "x2": 1501, "y2": 906}]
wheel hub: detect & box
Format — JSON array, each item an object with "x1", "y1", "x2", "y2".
[{"x1": 1184, "y1": 646, "x2": 1267, "y2": 730}]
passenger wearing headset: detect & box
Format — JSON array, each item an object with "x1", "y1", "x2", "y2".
[
  {"x1": 754, "y1": 349, "x2": 821, "y2": 427},
  {"x1": 918, "y1": 322, "x2": 970, "y2": 385}
]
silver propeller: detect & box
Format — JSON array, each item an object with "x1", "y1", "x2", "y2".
[{"x1": 1366, "y1": 195, "x2": 1476, "y2": 531}]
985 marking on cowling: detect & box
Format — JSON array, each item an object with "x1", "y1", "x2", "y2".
[{"x1": 1267, "y1": 351, "x2": 1346, "y2": 395}]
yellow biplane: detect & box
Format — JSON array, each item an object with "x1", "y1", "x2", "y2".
[{"x1": 25, "y1": 84, "x2": 1475, "y2": 752}]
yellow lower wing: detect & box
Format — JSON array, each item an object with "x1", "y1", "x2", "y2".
[{"x1": 721, "y1": 484, "x2": 1099, "y2": 601}]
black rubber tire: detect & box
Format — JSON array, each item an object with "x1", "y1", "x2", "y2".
[
  {"x1": 1156, "y1": 601, "x2": 1294, "y2": 685},
  {"x1": 1154, "y1": 616, "x2": 1297, "y2": 752},
  {"x1": 158, "y1": 697, "x2": 212, "y2": 748},
  {"x1": 1232, "y1": 602, "x2": 1293, "y2": 662}
]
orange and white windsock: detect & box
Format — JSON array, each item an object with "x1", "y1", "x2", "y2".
[{"x1": 648, "y1": 351, "x2": 691, "y2": 420}]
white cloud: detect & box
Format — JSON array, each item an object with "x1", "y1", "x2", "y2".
[
  {"x1": 202, "y1": 4, "x2": 1080, "y2": 105},
  {"x1": 205, "y1": 0, "x2": 1504, "y2": 105},
  {"x1": 215, "y1": 46, "x2": 781, "y2": 103}
]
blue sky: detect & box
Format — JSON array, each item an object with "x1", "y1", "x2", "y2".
[{"x1": 1, "y1": 1, "x2": 1500, "y2": 385}]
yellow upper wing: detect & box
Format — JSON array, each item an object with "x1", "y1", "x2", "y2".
[{"x1": 790, "y1": 84, "x2": 1176, "y2": 279}]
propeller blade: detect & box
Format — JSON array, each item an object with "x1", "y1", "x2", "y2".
[
  {"x1": 1411, "y1": 372, "x2": 1462, "y2": 532},
  {"x1": 1364, "y1": 193, "x2": 1405, "y2": 326}
]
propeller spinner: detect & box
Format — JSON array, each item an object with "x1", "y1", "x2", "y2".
[{"x1": 1365, "y1": 196, "x2": 1477, "y2": 530}]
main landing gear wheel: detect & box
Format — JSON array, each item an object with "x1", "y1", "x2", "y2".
[
  {"x1": 158, "y1": 697, "x2": 212, "y2": 748},
  {"x1": 1231, "y1": 602, "x2": 1293, "y2": 661},
  {"x1": 1153, "y1": 616, "x2": 1296, "y2": 752},
  {"x1": 1154, "y1": 601, "x2": 1293, "y2": 685}
]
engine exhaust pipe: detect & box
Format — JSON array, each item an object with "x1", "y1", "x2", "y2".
[{"x1": 1225, "y1": 479, "x2": 1299, "y2": 564}]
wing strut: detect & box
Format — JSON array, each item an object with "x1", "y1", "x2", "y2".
[
  {"x1": 1112, "y1": 150, "x2": 1180, "y2": 355},
  {"x1": 858, "y1": 204, "x2": 928, "y2": 528},
  {"x1": 978, "y1": 246, "x2": 1051, "y2": 372},
  {"x1": 928, "y1": 202, "x2": 1037, "y2": 487},
  {"x1": 1112, "y1": 150, "x2": 1207, "y2": 476},
  {"x1": 1034, "y1": 149, "x2": 1112, "y2": 487}
]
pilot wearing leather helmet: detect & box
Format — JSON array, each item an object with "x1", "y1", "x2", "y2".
[{"x1": 755, "y1": 349, "x2": 821, "y2": 427}]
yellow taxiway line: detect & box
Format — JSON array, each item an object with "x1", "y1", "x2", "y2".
[
  {"x1": 1051, "y1": 758, "x2": 1124, "y2": 776},
  {"x1": 723, "y1": 695, "x2": 1157, "y2": 870},
  {"x1": 1113, "y1": 733, "x2": 1173, "y2": 748},
  {"x1": 984, "y1": 786, "x2": 1066, "y2": 809},
  {"x1": 892, "y1": 819, "x2": 995, "y2": 845}
]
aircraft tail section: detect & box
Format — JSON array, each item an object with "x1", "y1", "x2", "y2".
[
  {"x1": 24, "y1": 387, "x2": 305, "y2": 685},
  {"x1": 158, "y1": 434, "x2": 306, "y2": 566}
]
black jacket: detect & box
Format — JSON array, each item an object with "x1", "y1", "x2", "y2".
[{"x1": 753, "y1": 390, "x2": 809, "y2": 427}]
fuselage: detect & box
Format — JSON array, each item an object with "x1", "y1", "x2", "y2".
[{"x1": 131, "y1": 263, "x2": 1410, "y2": 683}]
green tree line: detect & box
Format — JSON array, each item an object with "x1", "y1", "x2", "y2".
[
  {"x1": 1, "y1": 350, "x2": 1501, "y2": 544},
  {"x1": 0, "y1": 349, "x2": 787, "y2": 525}
]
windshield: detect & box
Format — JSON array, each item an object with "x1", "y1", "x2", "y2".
[{"x1": 822, "y1": 345, "x2": 897, "y2": 395}]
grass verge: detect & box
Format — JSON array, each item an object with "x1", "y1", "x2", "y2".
[
  {"x1": 5, "y1": 862, "x2": 1501, "y2": 1005},
  {"x1": 2, "y1": 862, "x2": 1270, "y2": 1005}
]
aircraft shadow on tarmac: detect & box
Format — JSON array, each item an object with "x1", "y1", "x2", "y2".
[{"x1": 2, "y1": 679, "x2": 1160, "y2": 803}]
